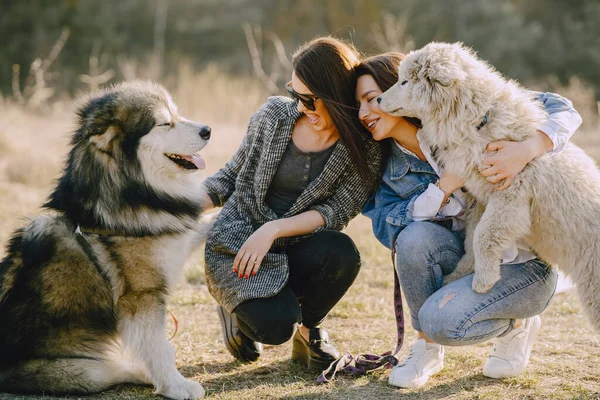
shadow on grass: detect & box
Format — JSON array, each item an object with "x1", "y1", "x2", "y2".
[
  {"x1": 180, "y1": 357, "x2": 504, "y2": 399},
  {"x1": 184, "y1": 358, "x2": 326, "y2": 395},
  {"x1": 277, "y1": 372, "x2": 508, "y2": 400},
  {"x1": 263, "y1": 366, "x2": 504, "y2": 399},
  {"x1": 0, "y1": 383, "x2": 155, "y2": 400},
  {"x1": 179, "y1": 359, "x2": 242, "y2": 376},
  {"x1": 388, "y1": 374, "x2": 501, "y2": 399}
]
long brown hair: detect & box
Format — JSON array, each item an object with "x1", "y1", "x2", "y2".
[
  {"x1": 355, "y1": 52, "x2": 423, "y2": 170},
  {"x1": 292, "y1": 37, "x2": 378, "y2": 186},
  {"x1": 355, "y1": 52, "x2": 422, "y2": 129}
]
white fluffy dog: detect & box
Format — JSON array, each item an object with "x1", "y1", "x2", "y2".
[{"x1": 378, "y1": 42, "x2": 600, "y2": 332}]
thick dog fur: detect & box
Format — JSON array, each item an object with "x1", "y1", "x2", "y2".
[
  {"x1": 378, "y1": 42, "x2": 600, "y2": 333},
  {"x1": 0, "y1": 81, "x2": 211, "y2": 398}
]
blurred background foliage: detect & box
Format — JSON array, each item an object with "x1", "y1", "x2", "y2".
[{"x1": 1, "y1": 0, "x2": 599, "y2": 100}]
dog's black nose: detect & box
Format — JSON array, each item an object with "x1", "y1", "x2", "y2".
[
  {"x1": 199, "y1": 126, "x2": 211, "y2": 140},
  {"x1": 376, "y1": 97, "x2": 382, "y2": 104}
]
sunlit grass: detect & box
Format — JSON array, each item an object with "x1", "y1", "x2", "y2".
[{"x1": 0, "y1": 71, "x2": 598, "y2": 399}]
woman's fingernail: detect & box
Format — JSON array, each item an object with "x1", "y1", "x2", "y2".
[
  {"x1": 238, "y1": 274, "x2": 242, "y2": 278},
  {"x1": 252, "y1": 271, "x2": 256, "y2": 276},
  {"x1": 244, "y1": 274, "x2": 249, "y2": 279},
  {"x1": 233, "y1": 268, "x2": 237, "y2": 273}
]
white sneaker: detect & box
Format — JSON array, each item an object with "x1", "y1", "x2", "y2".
[
  {"x1": 483, "y1": 315, "x2": 541, "y2": 379},
  {"x1": 388, "y1": 339, "x2": 444, "y2": 388}
]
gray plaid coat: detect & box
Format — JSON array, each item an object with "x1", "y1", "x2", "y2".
[{"x1": 203, "y1": 96, "x2": 381, "y2": 312}]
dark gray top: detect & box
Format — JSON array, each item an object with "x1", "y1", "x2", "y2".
[
  {"x1": 203, "y1": 96, "x2": 382, "y2": 312},
  {"x1": 266, "y1": 139, "x2": 337, "y2": 217}
]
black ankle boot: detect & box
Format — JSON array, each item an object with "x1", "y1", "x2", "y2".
[
  {"x1": 217, "y1": 305, "x2": 262, "y2": 362},
  {"x1": 291, "y1": 327, "x2": 340, "y2": 370}
]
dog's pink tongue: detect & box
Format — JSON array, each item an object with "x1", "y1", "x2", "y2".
[{"x1": 191, "y1": 153, "x2": 206, "y2": 170}]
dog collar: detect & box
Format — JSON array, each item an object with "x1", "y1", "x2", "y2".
[
  {"x1": 476, "y1": 108, "x2": 493, "y2": 131},
  {"x1": 75, "y1": 224, "x2": 154, "y2": 237}
]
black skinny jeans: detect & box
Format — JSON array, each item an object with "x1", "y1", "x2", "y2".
[{"x1": 233, "y1": 230, "x2": 361, "y2": 345}]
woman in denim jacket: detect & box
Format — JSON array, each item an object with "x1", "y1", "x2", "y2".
[{"x1": 357, "y1": 53, "x2": 582, "y2": 388}]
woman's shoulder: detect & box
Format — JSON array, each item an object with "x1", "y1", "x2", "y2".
[{"x1": 254, "y1": 96, "x2": 299, "y2": 121}]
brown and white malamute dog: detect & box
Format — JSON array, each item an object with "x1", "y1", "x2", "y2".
[{"x1": 0, "y1": 81, "x2": 211, "y2": 399}]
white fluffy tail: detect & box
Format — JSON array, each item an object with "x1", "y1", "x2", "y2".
[
  {"x1": 191, "y1": 211, "x2": 218, "y2": 249},
  {"x1": 569, "y1": 261, "x2": 600, "y2": 333},
  {"x1": 0, "y1": 357, "x2": 142, "y2": 394}
]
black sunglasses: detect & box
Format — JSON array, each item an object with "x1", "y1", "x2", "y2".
[{"x1": 285, "y1": 81, "x2": 319, "y2": 111}]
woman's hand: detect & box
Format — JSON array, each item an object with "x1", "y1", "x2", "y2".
[
  {"x1": 480, "y1": 130, "x2": 553, "y2": 191},
  {"x1": 234, "y1": 222, "x2": 280, "y2": 279},
  {"x1": 438, "y1": 169, "x2": 465, "y2": 196},
  {"x1": 437, "y1": 169, "x2": 464, "y2": 209}
]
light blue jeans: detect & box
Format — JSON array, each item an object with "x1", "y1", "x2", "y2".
[{"x1": 395, "y1": 222, "x2": 558, "y2": 345}]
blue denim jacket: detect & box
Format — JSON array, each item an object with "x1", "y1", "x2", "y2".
[{"x1": 363, "y1": 92, "x2": 582, "y2": 250}]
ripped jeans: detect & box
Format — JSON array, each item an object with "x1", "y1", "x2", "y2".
[{"x1": 395, "y1": 222, "x2": 558, "y2": 345}]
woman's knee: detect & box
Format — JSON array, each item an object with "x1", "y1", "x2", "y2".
[
  {"x1": 258, "y1": 318, "x2": 298, "y2": 345},
  {"x1": 395, "y1": 222, "x2": 462, "y2": 275},
  {"x1": 417, "y1": 296, "x2": 465, "y2": 346},
  {"x1": 420, "y1": 322, "x2": 462, "y2": 346},
  {"x1": 395, "y1": 222, "x2": 443, "y2": 263},
  {"x1": 240, "y1": 312, "x2": 299, "y2": 345},
  {"x1": 235, "y1": 289, "x2": 301, "y2": 345},
  {"x1": 318, "y1": 231, "x2": 362, "y2": 278}
]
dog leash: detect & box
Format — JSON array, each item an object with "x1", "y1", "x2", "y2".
[
  {"x1": 317, "y1": 247, "x2": 405, "y2": 383},
  {"x1": 76, "y1": 224, "x2": 153, "y2": 237},
  {"x1": 75, "y1": 224, "x2": 180, "y2": 342},
  {"x1": 167, "y1": 307, "x2": 179, "y2": 341}
]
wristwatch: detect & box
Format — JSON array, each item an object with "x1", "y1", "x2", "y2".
[{"x1": 434, "y1": 180, "x2": 452, "y2": 208}]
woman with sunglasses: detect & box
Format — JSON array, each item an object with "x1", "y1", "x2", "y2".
[
  {"x1": 200, "y1": 37, "x2": 381, "y2": 369},
  {"x1": 356, "y1": 53, "x2": 581, "y2": 387}
]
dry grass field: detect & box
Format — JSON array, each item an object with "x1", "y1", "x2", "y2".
[{"x1": 0, "y1": 72, "x2": 598, "y2": 399}]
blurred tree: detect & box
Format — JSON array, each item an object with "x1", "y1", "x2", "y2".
[{"x1": 0, "y1": 0, "x2": 598, "y2": 99}]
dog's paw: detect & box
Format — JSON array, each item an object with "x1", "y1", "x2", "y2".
[
  {"x1": 442, "y1": 270, "x2": 462, "y2": 286},
  {"x1": 472, "y1": 272, "x2": 498, "y2": 294},
  {"x1": 156, "y1": 379, "x2": 205, "y2": 399},
  {"x1": 443, "y1": 255, "x2": 475, "y2": 286},
  {"x1": 457, "y1": 254, "x2": 475, "y2": 273}
]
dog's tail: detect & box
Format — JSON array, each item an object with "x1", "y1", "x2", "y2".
[
  {"x1": 0, "y1": 357, "x2": 138, "y2": 394},
  {"x1": 191, "y1": 210, "x2": 219, "y2": 248},
  {"x1": 569, "y1": 260, "x2": 600, "y2": 333}
]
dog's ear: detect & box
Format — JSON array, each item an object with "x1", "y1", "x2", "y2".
[
  {"x1": 423, "y1": 62, "x2": 467, "y2": 87},
  {"x1": 89, "y1": 126, "x2": 119, "y2": 152},
  {"x1": 75, "y1": 92, "x2": 124, "y2": 153},
  {"x1": 76, "y1": 92, "x2": 120, "y2": 136},
  {"x1": 418, "y1": 42, "x2": 468, "y2": 87}
]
